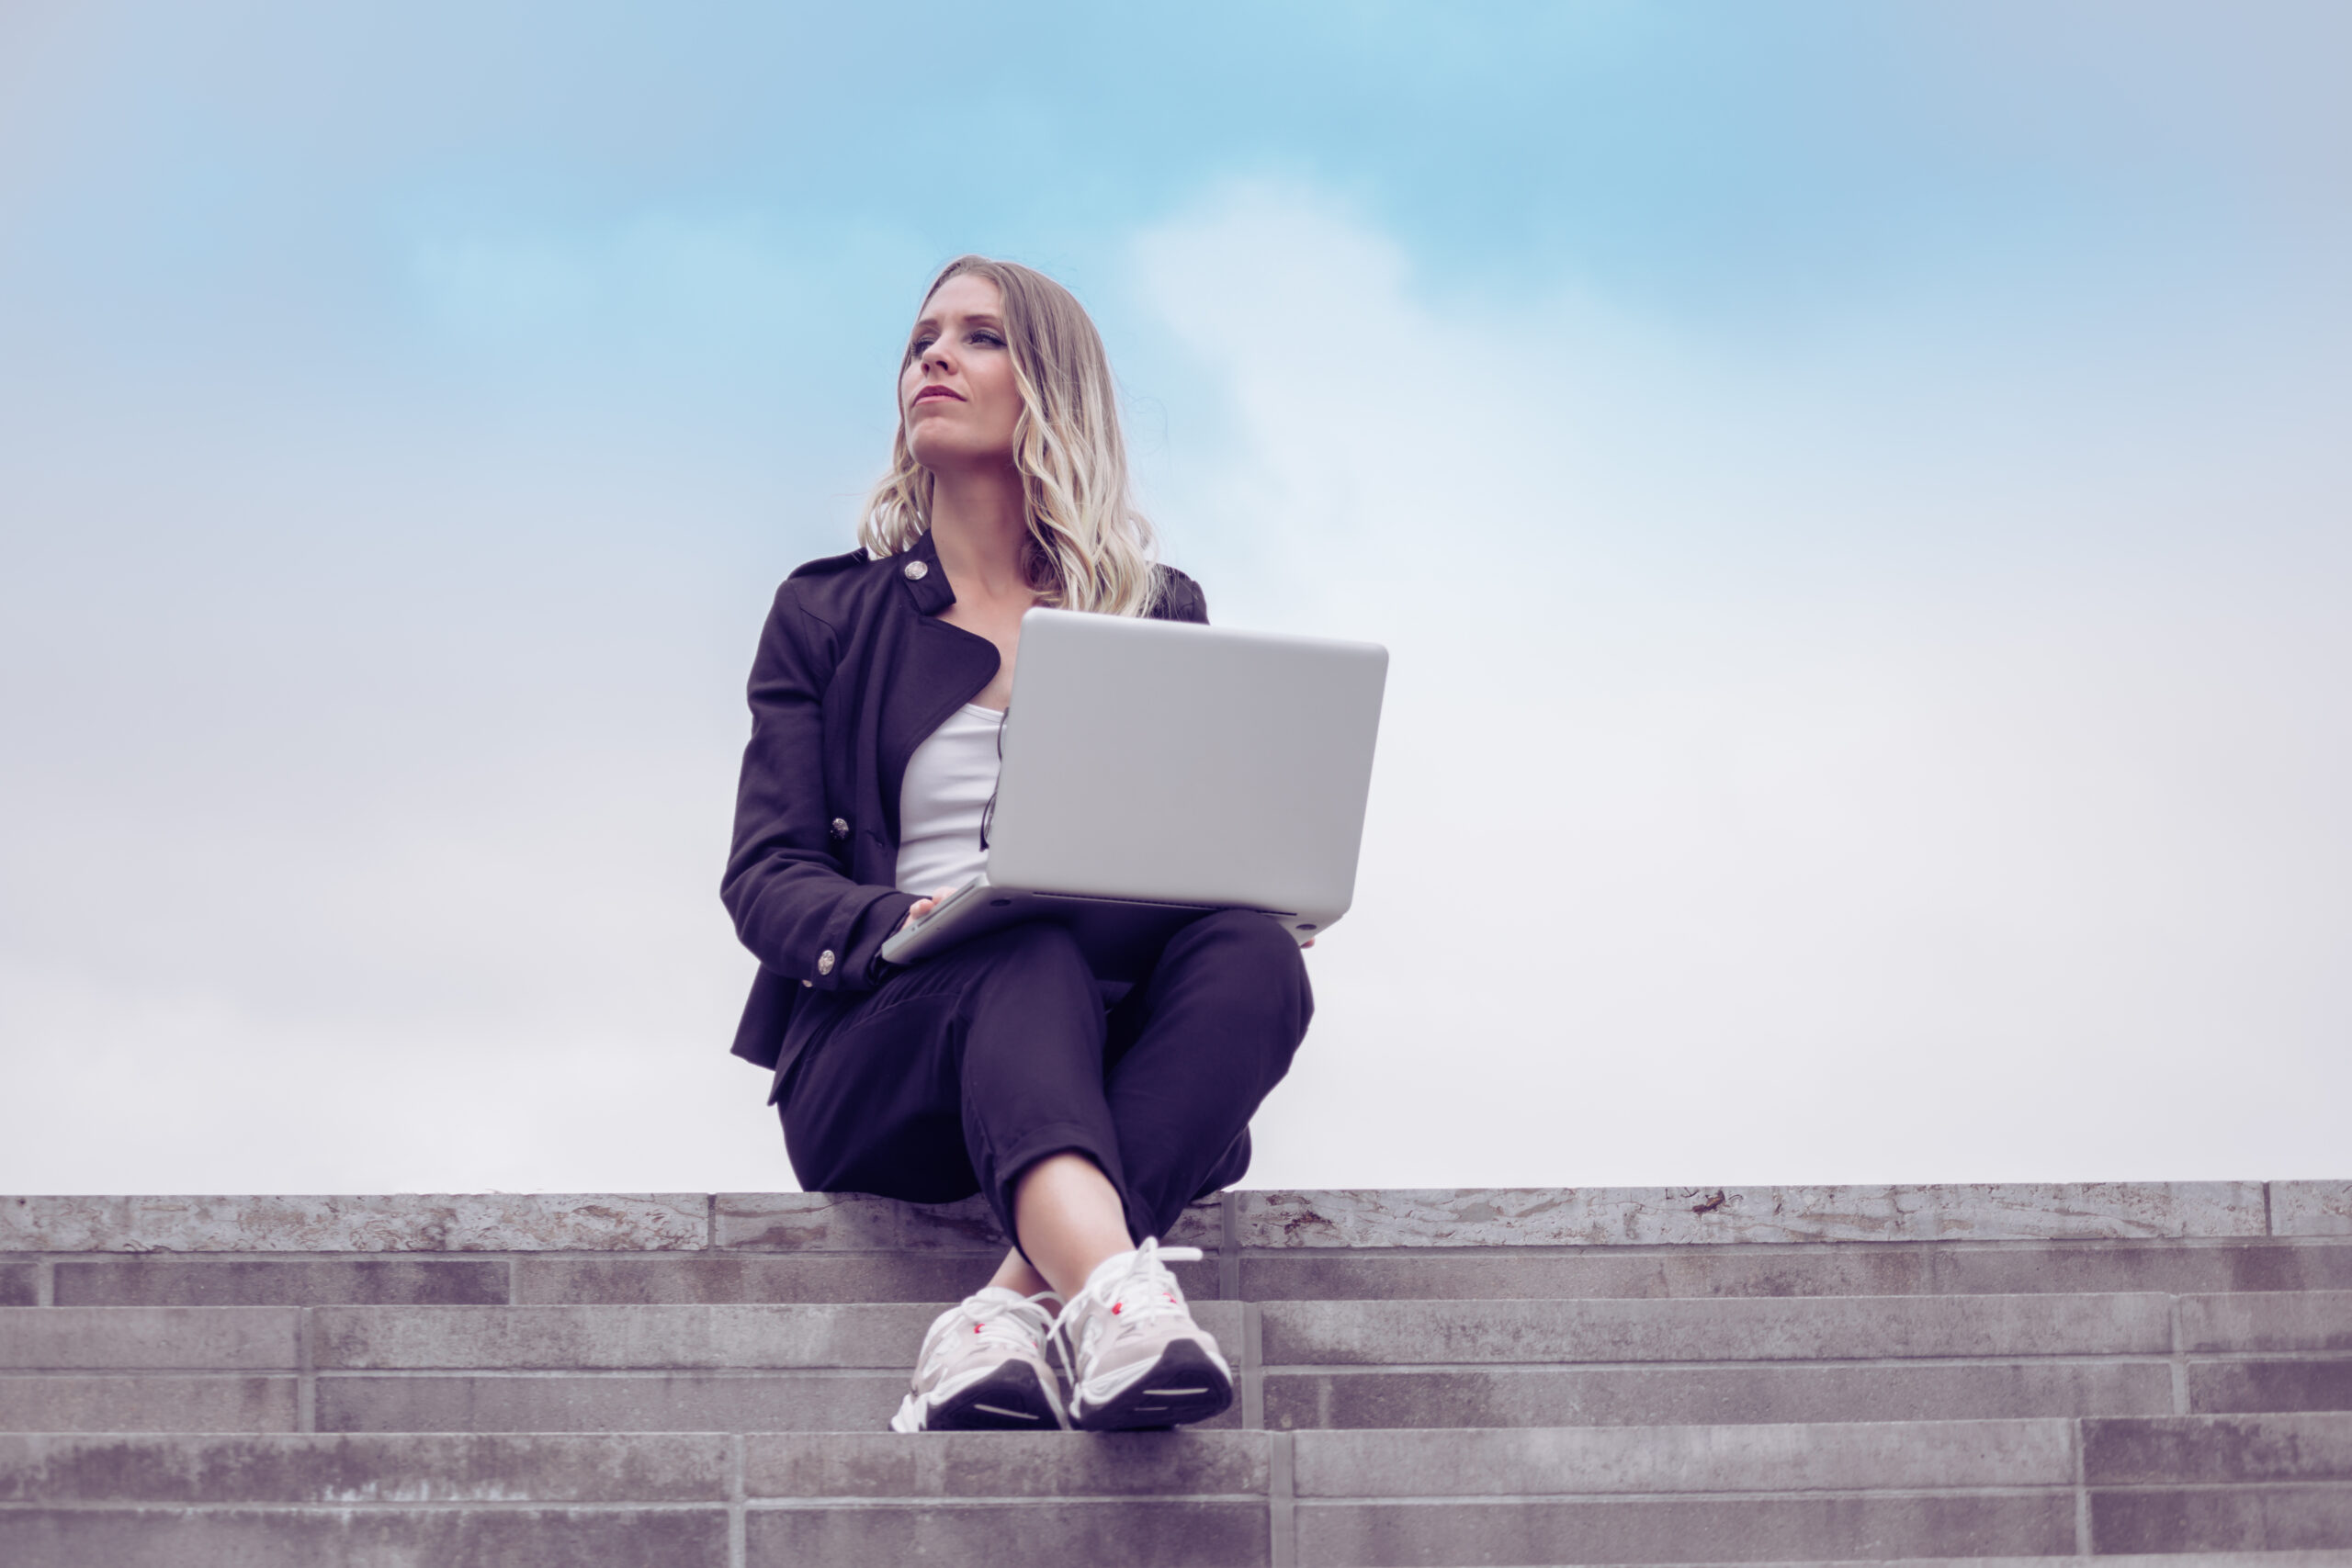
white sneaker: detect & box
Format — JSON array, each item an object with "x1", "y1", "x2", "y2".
[
  {"x1": 1048, "y1": 1239, "x2": 1234, "y2": 1431},
  {"x1": 888, "y1": 1286, "x2": 1068, "y2": 1433}
]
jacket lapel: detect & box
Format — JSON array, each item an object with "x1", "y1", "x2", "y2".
[{"x1": 875, "y1": 530, "x2": 998, "y2": 842}]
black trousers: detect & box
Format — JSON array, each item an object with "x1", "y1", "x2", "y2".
[{"x1": 777, "y1": 909, "x2": 1312, "y2": 1250}]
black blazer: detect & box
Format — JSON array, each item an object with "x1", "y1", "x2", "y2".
[{"x1": 721, "y1": 526, "x2": 1209, "y2": 1090}]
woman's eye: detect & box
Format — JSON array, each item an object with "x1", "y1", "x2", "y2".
[{"x1": 970, "y1": 332, "x2": 1003, "y2": 346}]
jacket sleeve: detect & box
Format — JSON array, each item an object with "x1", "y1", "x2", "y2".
[{"x1": 720, "y1": 583, "x2": 918, "y2": 994}]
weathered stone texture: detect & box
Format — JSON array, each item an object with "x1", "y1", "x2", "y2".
[
  {"x1": 1291, "y1": 1491, "x2": 2075, "y2": 1567},
  {"x1": 318, "y1": 1364, "x2": 1248, "y2": 1436},
  {"x1": 0, "y1": 1431, "x2": 734, "y2": 1504},
  {"x1": 891, "y1": 1194, "x2": 1020, "y2": 1253},
  {"x1": 1238, "y1": 1236, "x2": 2352, "y2": 1302},
  {"x1": 316, "y1": 1371, "x2": 908, "y2": 1434},
  {"x1": 0, "y1": 1306, "x2": 300, "y2": 1370},
  {"x1": 1259, "y1": 1292, "x2": 2173, "y2": 1365},
  {"x1": 54, "y1": 1258, "x2": 509, "y2": 1307},
  {"x1": 2191, "y1": 1359, "x2": 2352, "y2": 1415},
  {"x1": 0, "y1": 1374, "x2": 299, "y2": 1433},
  {"x1": 312, "y1": 1303, "x2": 938, "y2": 1371},
  {"x1": 514, "y1": 1253, "x2": 1013, "y2": 1304},
  {"x1": 747, "y1": 1498, "x2": 1271, "y2": 1568},
  {"x1": 745, "y1": 1429, "x2": 1268, "y2": 1497},
  {"x1": 6, "y1": 1183, "x2": 2322, "y2": 1257},
  {"x1": 1237, "y1": 1182, "x2": 2267, "y2": 1248},
  {"x1": 311, "y1": 1299, "x2": 1241, "y2": 1371},
  {"x1": 709, "y1": 1192, "x2": 902, "y2": 1251},
  {"x1": 2, "y1": 1184, "x2": 2347, "y2": 1568},
  {"x1": 0, "y1": 1193, "x2": 706, "y2": 1253},
  {"x1": 2090, "y1": 1484, "x2": 2352, "y2": 1553},
  {"x1": 711, "y1": 1190, "x2": 1221, "y2": 1252},
  {"x1": 2181, "y1": 1289, "x2": 2352, "y2": 1353},
  {"x1": 2083, "y1": 1413, "x2": 2352, "y2": 1484},
  {"x1": 2278, "y1": 1182, "x2": 2352, "y2": 1236},
  {"x1": 1263, "y1": 1359, "x2": 2176, "y2": 1431},
  {"x1": 0, "y1": 1506, "x2": 730, "y2": 1567},
  {"x1": 1289, "y1": 1417, "x2": 2075, "y2": 1496}
]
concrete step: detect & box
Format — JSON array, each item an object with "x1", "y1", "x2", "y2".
[
  {"x1": 2, "y1": 1415, "x2": 2348, "y2": 1564},
  {"x1": 5, "y1": 1185, "x2": 2347, "y2": 1560},
  {"x1": 24, "y1": 1235, "x2": 2352, "y2": 1307},
  {"x1": 1260, "y1": 1290, "x2": 2352, "y2": 1432},
  {"x1": 0, "y1": 1301, "x2": 1247, "y2": 1434},
  {"x1": 9, "y1": 1184, "x2": 2352, "y2": 1313},
  {"x1": 1236, "y1": 1236, "x2": 2352, "y2": 1306},
  {"x1": 5, "y1": 1293, "x2": 2345, "y2": 1434},
  {"x1": 14, "y1": 1184, "x2": 2352, "y2": 1316}
]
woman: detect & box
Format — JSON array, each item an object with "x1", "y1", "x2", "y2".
[{"x1": 720, "y1": 256, "x2": 1313, "y2": 1433}]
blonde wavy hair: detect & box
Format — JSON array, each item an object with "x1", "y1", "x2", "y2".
[{"x1": 857, "y1": 256, "x2": 1159, "y2": 617}]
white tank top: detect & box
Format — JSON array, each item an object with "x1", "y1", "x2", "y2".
[{"x1": 894, "y1": 703, "x2": 1004, "y2": 895}]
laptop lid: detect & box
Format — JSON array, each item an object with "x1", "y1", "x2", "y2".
[{"x1": 983, "y1": 608, "x2": 1388, "y2": 936}]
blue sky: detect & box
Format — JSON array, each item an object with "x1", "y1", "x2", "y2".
[{"x1": 3, "y1": 3, "x2": 2346, "y2": 1192}]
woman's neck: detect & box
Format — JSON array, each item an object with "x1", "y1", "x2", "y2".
[{"x1": 926, "y1": 462, "x2": 1034, "y2": 603}]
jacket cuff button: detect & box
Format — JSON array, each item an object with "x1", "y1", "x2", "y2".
[
  {"x1": 817, "y1": 950, "x2": 836, "y2": 976},
  {"x1": 830, "y1": 818, "x2": 850, "y2": 840}
]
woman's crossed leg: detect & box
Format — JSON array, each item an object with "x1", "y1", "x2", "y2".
[{"x1": 782, "y1": 913, "x2": 1310, "y2": 1430}]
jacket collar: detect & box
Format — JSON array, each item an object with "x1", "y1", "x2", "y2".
[{"x1": 892, "y1": 529, "x2": 958, "y2": 617}]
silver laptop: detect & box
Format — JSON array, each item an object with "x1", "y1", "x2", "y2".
[{"x1": 878, "y1": 606, "x2": 1388, "y2": 976}]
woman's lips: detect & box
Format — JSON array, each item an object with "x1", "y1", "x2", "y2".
[{"x1": 913, "y1": 386, "x2": 964, "y2": 402}]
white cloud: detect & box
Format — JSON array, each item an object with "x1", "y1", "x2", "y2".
[
  {"x1": 1, "y1": 178, "x2": 2343, "y2": 1197},
  {"x1": 1132, "y1": 185, "x2": 2352, "y2": 1185}
]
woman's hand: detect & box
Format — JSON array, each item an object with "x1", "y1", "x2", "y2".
[
  {"x1": 901, "y1": 886, "x2": 963, "y2": 931},
  {"x1": 899, "y1": 888, "x2": 1319, "y2": 949}
]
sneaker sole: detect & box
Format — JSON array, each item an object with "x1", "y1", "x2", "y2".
[
  {"x1": 1070, "y1": 1339, "x2": 1234, "y2": 1432},
  {"x1": 901, "y1": 1358, "x2": 1065, "y2": 1433}
]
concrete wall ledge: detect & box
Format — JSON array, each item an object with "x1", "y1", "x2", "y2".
[{"x1": 4, "y1": 1182, "x2": 2346, "y2": 1255}]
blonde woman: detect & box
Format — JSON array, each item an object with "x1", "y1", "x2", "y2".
[{"x1": 721, "y1": 257, "x2": 1312, "y2": 1432}]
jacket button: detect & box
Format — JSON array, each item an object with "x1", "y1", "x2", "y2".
[
  {"x1": 902, "y1": 559, "x2": 928, "y2": 581},
  {"x1": 817, "y1": 950, "x2": 836, "y2": 976},
  {"x1": 830, "y1": 818, "x2": 849, "y2": 840},
  {"x1": 801, "y1": 978, "x2": 813, "y2": 988}
]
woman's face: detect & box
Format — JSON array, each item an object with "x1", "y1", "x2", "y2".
[{"x1": 900, "y1": 272, "x2": 1021, "y2": 472}]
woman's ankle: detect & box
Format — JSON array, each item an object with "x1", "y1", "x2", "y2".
[{"x1": 1010, "y1": 1152, "x2": 1138, "y2": 1299}]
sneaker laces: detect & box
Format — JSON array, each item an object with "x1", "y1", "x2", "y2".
[
  {"x1": 1046, "y1": 1237, "x2": 1203, "y2": 1384},
  {"x1": 920, "y1": 1288, "x2": 1058, "y2": 1374}
]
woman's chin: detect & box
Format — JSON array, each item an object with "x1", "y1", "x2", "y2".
[{"x1": 910, "y1": 438, "x2": 1018, "y2": 475}]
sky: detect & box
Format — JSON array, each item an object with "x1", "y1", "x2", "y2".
[{"x1": 2, "y1": 2, "x2": 2346, "y2": 1195}]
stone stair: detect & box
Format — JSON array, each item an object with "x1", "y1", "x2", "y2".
[{"x1": 2, "y1": 1181, "x2": 2347, "y2": 1565}]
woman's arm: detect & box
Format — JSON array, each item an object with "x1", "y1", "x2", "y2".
[{"x1": 720, "y1": 583, "x2": 918, "y2": 992}]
